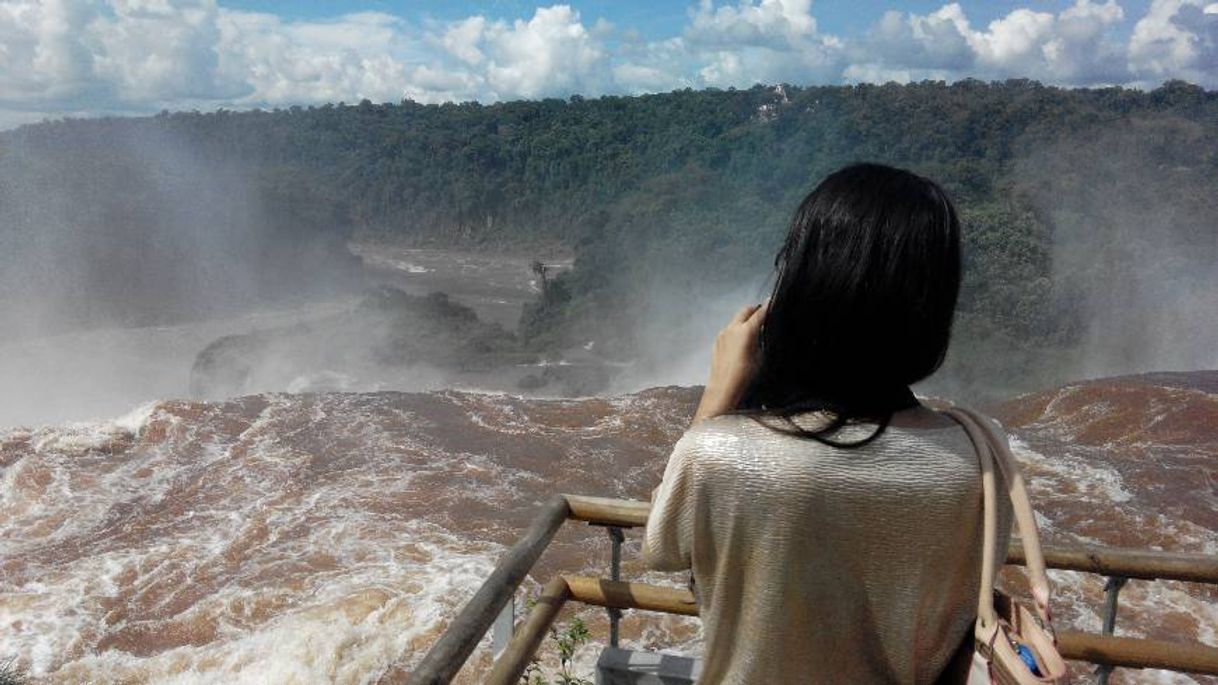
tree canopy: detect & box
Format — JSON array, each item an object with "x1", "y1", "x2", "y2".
[{"x1": 3, "y1": 80, "x2": 1214, "y2": 397}]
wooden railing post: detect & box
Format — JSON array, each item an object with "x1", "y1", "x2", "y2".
[
  {"x1": 486, "y1": 577, "x2": 572, "y2": 685},
  {"x1": 407, "y1": 495, "x2": 571, "y2": 685}
]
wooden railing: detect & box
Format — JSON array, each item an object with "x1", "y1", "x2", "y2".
[{"x1": 407, "y1": 495, "x2": 1218, "y2": 685}]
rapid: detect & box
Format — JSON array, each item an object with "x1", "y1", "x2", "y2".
[{"x1": 1, "y1": 373, "x2": 1216, "y2": 683}]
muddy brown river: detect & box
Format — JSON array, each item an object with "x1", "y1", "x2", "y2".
[{"x1": 1, "y1": 373, "x2": 1215, "y2": 684}]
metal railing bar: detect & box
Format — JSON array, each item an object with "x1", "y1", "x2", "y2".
[
  {"x1": 486, "y1": 576, "x2": 572, "y2": 685},
  {"x1": 407, "y1": 495, "x2": 571, "y2": 685}
]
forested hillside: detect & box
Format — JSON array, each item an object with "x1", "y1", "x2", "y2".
[{"x1": 2, "y1": 80, "x2": 1214, "y2": 397}]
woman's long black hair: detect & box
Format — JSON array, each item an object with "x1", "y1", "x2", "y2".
[{"x1": 732, "y1": 163, "x2": 962, "y2": 447}]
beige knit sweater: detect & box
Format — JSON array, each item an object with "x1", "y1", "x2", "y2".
[{"x1": 643, "y1": 411, "x2": 1012, "y2": 685}]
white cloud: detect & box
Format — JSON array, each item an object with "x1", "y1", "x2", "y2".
[
  {"x1": 0, "y1": 0, "x2": 1213, "y2": 130},
  {"x1": 216, "y1": 10, "x2": 419, "y2": 105},
  {"x1": 612, "y1": 36, "x2": 695, "y2": 93},
  {"x1": 0, "y1": 1, "x2": 615, "y2": 125},
  {"x1": 613, "y1": 61, "x2": 687, "y2": 93},
  {"x1": 973, "y1": 8, "x2": 1057, "y2": 69},
  {"x1": 1045, "y1": 0, "x2": 1127, "y2": 76},
  {"x1": 96, "y1": 0, "x2": 235, "y2": 102},
  {"x1": 440, "y1": 16, "x2": 486, "y2": 66},
  {"x1": 683, "y1": 0, "x2": 843, "y2": 86},
  {"x1": 479, "y1": 5, "x2": 610, "y2": 99},
  {"x1": 849, "y1": 1, "x2": 1129, "y2": 86},
  {"x1": 869, "y1": 6, "x2": 975, "y2": 71},
  {"x1": 0, "y1": 0, "x2": 100, "y2": 102},
  {"x1": 686, "y1": 0, "x2": 819, "y2": 48},
  {"x1": 1129, "y1": 0, "x2": 1218, "y2": 86}
]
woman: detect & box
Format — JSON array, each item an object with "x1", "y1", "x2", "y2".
[{"x1": 643, "y1": 163, "x2": 1012, "y2": 684}]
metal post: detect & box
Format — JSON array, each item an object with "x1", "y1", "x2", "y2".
[
  {"x1": 607, "y1": 526, "x2": 624, "y2": 648},
  {"x1": 1096, "y1": 575, "x2": 1129, "y2": 685},
  {"x1": 491, "y1": 597, "x2": 514, "y2": 659}
]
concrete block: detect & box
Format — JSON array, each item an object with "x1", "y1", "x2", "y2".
[{"x1": 595, "y1": 647, "x2": 702, "y2": 685}]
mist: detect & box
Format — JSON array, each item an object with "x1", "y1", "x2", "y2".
[
  {"x1": 601, "y1": 120, "x2": 1218, "y2": 403},
  {"x1": 1012, "y1": 117, "x2": 1218, "y2": 379},
  {"x1": 604, "y1": 279, "x2": 771, "y2": 395},
  {"x1": 0, "y1": 118, "x2": 359, "y2": 426}
]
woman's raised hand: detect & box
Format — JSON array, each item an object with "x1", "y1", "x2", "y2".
[{"x1": 692, "y1": 301, "x2": 769, "y2": 425}]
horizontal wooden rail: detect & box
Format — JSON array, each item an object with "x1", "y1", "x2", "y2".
[
  {"x1": 564, "y1": 496, "x2": 1218, "y2": 585},
  {"x1": 564, "y1": 494, "x2": 650, "y2": 527},
  {"x1": 565, "y1": 575, "x2": 700, "y2": 616},
  {"x1": 562, "y1": 576, "x2": 696, "y2": 615},
  {"x1": 1058, "y1": 632, "x2": 1218, "y2": 675},
  {"x1": 1009, "y1": 540, "x2": 1218, "y2": 584},
  {"x1": 563, "y1": 577, "x2": 1218, "y2": 676}
]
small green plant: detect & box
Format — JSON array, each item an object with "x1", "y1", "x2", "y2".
[
  {"x1": 550, "y1": 617, "x2": 592, "y2": 685},
  {"x1": 518, "y1": 604, "x2": 594, "y2": 685},
  {"x1": 0, "y1": 656, "x2": 27, "y2": 685}
]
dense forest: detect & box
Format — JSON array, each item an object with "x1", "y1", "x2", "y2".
[{"x1": 1, "y1": 80, "x2": 1215, "y2": 398}]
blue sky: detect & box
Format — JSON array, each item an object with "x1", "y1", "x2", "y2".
[
  {"x1": 223, "y1": 0, "x2": 1154, "y2": 37},
  {"x1": 0, "y1": 0, "x2": 1213, "y2": 129}
]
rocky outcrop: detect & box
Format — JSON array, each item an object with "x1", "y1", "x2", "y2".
[{"x1": 189, "y1": 287, "x2": 618, "y2": 399}]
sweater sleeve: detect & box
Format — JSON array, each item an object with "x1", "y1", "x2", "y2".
[{"x1": 642, "y1": 431, "x2": 699, "y2": 572}]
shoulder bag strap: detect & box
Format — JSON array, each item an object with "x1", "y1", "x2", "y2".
[
  {"x1": 943, "y1": 407, "x2": 1002, "y2": 636},
  {"x1": 950, "y1": 405, "x2": 1055, "y2": 630}
]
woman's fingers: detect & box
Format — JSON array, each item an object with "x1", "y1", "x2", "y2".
[
  {"x1": 731, "y1": 302, "x2": 765, "y2": 326},
  {"x1": 730, "y1": 304, "x2": 758, "y2": 325},
  {"x1": 744, "y1": 300, "x2": 769, "y2": 327},
  {"x1": 695, "y1": 303, "x2": 767, "y2": 424}
]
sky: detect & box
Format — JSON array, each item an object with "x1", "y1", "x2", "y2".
[{"x1": 0, "y1": 0, "x2": 1214, "y2": 129}]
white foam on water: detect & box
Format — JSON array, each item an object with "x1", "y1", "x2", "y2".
[
  {"x1": 1128, "y1": 667, "x2": 1213, "y2": 685},
  {"x1": 1010, "y1": 436, "x2": 1133, "y2": 504},
  {"x1": 285, "y1": 371, "x2": 359, "y2": 394},
  {"x1": 1, "y1": 394, "x2": 510, "y2": 681},
  {"x1": 27, "y1": 400, "x2": 160, "y2": 453},
  {"x1": 1, "y1": 410, "x2": 208, "y2": 556},
  {"x1": 3, "y1": 502, "x2": 505, "y2": 683},
  {"x1": 92, "y1": 538, "x2": 489, "y2": 684},
  {"x1": 455, "y1": 394, "x2": 543, "y2": 437}
]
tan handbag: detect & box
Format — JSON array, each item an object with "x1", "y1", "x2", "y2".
[{"x1": 942, "y1": 406, "x2": 1069, "y2": 685}]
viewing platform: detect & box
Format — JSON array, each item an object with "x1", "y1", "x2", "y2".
[{"x1": 408, "y1": 495, "x2": 1218, "y2": 685}]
